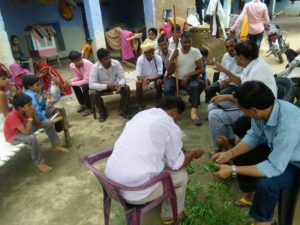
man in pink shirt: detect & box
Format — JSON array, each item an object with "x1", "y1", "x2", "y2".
[
  {"x1": 230, "y1": 0, "x2": 269, "y2": 49},
  {"x1": 69, "y1": 51, "x2": 93, "y2": 117}
]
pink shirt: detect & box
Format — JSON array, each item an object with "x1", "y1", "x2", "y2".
[
  {"x1": 70, "y1": 58, "x2": 93, "y2": 86},
  {"x1": 232, "y1": 0, "x2": 269, "y2": 35}
]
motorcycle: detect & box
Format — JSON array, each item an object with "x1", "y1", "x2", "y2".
[
  {"x1": 278, "y1": 55, "x2": 300, "y2": 105},
  {"x1": 266, "y1": 11, "x2": 289, "y2": 63}
]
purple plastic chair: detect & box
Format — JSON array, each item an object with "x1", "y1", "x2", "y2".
[{"x1": 80, "y1": 148, "x2": 179, "y2": 225}]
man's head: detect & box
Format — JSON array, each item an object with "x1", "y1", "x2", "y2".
[
  {"x1": 12, "y1": 92, "x2": 33, "y2": 113},
  {"x1": 224, "y1": 37, "x2": 236, "y2": 57},
  {"x1": 69, "y1": 50, "x2": 83, "y2": 68},
  {"x1": 141, "y1": 39, "x2": 156, "y2": 61},
  {"x1": 97, "y1": 48, "x2": 111, "y2": 69},
  {"x1": 233, "y1": 81, "x2": 275, "y2": 119},
  {"x1": 199, "y1": 47, "x2": 209, "y2": 62},
  {"x1": 234, "y1": 40, "x2": 259, "y2": 67},
  {"x1": 181, "y1": 31, "x2": 193, "y2": 51},
  {"x1": 158, "y1": 35, "x2": 169, "y2": 55},
  {"x1": 0, "y1": 70, "x2": 9, "y2": 89},
  {"x1": 156, "y1": 96, "x2": 186, "y2": 123},
  {"x1": 22, "y1": 75, "x2": 40, "y2": 93},
  {"x1": 148, "y1": 27, "x2": 158, "y2": 41}
]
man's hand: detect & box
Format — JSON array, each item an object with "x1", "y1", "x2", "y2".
[
  {"x1": 63, "y1": 82, "x2": 71, "y2": 89},
  {"x1": 210, "y1": 95, "x2": 228, "y2": 104},
  {"x1": 220, "y1": 80, "x2": 230, "y2": 89},
  {"x1": 107, "y1": 83, "x2": 116, "y2": 91},
  {"x1": 214, "y1": 62, "x2": 225, "y2": 73},
  {"x1": 114, "y1": 85, "x2": 121, "y2": 93},
  {"x1": 211, "y1": 151, "x2": 233, "y2": 164},
  {"x1": 42, "y1": 90, "x2": 49, "y2": 100},
  {"x1": 191, "y1": 148, "x2": 204, "y2": 159},
  {"x1": 181, "y1": 74, "x2": 190, "y2": 88},
  {"x1": 216, "y1": 135, "x2": 230, "y2": 149},
  {"x1": 229, "y1": 29, "x2": 235, "y2": 35},
  {"x1": 214, "y1": 164, "x2": 232, "y2": 179}
]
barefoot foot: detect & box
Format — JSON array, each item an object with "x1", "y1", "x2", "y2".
[
  {"x1": 53, "y1": 145, "x2": 69, "y2": 153},
  {"x1": 36, "y1": 163, "x2": 52, "y2": 173}
]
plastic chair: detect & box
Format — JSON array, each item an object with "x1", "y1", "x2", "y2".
[{"x1": 80, "y1": 148, "x2": 179, "y2": 225}]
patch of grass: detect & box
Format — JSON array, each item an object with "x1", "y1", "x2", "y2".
[{"x1": 180, "y1": 179, "x2": 251, "y2": 225}]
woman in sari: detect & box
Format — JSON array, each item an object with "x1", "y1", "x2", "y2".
[{"x1": 37, "y1": 61, "x2": 72, "y2": 103}]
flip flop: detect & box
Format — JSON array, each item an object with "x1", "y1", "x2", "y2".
[
  {"x1": 234, "y1": 197, "x2": 252, "y2": 207},
  {"x1": 193, "y1": 118, "x2": 202, "y2": 126}
]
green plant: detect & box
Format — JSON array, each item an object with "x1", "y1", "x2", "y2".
[{"x1": 180, "y1": 180, "x2": 251, "y2": 225}]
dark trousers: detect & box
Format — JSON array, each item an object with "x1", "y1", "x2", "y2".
[
  {"x1": 205, "y1": 81, "x2": 238, "y2": 102},
  {"x1": 233, "y1": 145, "x2": 299, "y2": 222},
  {"x1": 72, "y1": 84, "x2": 91, "y2": 109},
  {"x1": 89, "y1": 85, "x2": 130, "y2": 117},
  {"x1": 248, "y1": 31, "x2": 264, "y2": 50},
  {"x1": 136, "y1": 79, "x2": 162, "y2": 107},
  {"x1": 164, "y1": 77, "x2": 205, "y2": 107}
]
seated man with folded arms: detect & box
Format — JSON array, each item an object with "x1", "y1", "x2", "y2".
[
  {"x1": 69, "y1": 50, "x2": 93, "y2": 117},
  {"x1": 205, "y1": 37, "x2": 244, "y2": 103},
  {"x1": 105, "y1": 97, "x2": 204, "y2": 224},
  {"x1": 165, "y1": 31, "x2": 205, "y2": 126},
  {"x1": 136, "y1": 39, "x2": 163, "y2": 111},
  {"x1": 4, "y1": 93, "x2": 68, "y2": 173},
  {"x1": 89, "y1": 48, "x2": 130, "y2": 122}
]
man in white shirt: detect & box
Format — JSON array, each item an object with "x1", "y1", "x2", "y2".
[
  {"x1": 168, "y1": 24, "x2": 182, "y2": 51},
  {"x1": 156, "y1": 35, "x2": 172, "y2": 76},
  {"x1": 205, "y1": 38, "x2": 244, "y2": 103},
  {"x1": 105, "y1": 96, "x2": 204, "y2": 224},
  {"x1": 89, "y1": 48, "x2": 130, "y2": 122},
  {"x1": 165, "y1": 31, "x2": 205, "y2": 126},
  {"x1": 136, "y1": 39, "x2": 163, "y2": 111},
  {"x1": 208, "y1": 40, "x2": 277, "y2": 151}
]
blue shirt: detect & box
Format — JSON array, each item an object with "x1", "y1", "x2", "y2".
[
  {"x1": 242, "y1": 100, "x2": 300, "y2": 177},
  {"x1": 24, "y1": 89, "x2": 47, "y2": 121}
]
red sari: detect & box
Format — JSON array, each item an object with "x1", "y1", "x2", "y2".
[{"x1": 37, "y1": 61, "x2": 72, "y2": 96}]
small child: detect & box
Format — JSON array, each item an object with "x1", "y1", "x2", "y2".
[{"x1": 4, "y1": 93, "x2": 69, "y2": 173}]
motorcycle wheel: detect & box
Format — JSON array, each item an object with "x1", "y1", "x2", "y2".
[{"x1": 277, "y1": 52, "x2": 284, "y2": 63}]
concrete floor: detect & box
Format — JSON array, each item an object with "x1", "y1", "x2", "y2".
[{"x1": 1, "y1": 16, "x2": 300, "y2": 225}]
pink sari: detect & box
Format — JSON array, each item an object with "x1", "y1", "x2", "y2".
[{"x1": 9, "y1": 63, "x2": 31, "y2": 90}]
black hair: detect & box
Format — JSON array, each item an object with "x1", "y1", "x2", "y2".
[
  {"x1": 69, "y1": 50, "x2": 82, "y2": 61},
  {"x1": 156, "y1": 96, "x2": 186, "y2": 113},
  {"x1": 157, "y1": 35, "x2": 168, "y2": 44},
  {"x1": 181, "y1": 31, "x2": 192, "y2": 39},
  {"x1": 232, "y1": 116, "x2": 251, "y2": 139},
  {"x1": 171, "y1": 24, "x2": 181, "y2": 32},
  {"x1": 10, "y1": 35, "x2": 18, "y2": 43},
  {"x1": 233, "y1": 81, "x2": 275, "y2": 110},
  {"x1": 12, "y1": 92, "x2": 32, "y2": 109},
  {"x1": 225, "y1": 36, "x2": 236, "y2": 44},
  {"x1": 22, "y1": 75, "x2": 39, "y2": 90},
  {"x1": 148, "y1": 27, "x2": 158, "y2": 36},
  {"x1": 234, "y1": 40, "x2": 259, "y2": 61},
  {"x1": 199, "y1": 47, "x2": 209, "y2": 57},
  {"x1": 97, "y1": 48, "x2": 110, "y2": 60}
]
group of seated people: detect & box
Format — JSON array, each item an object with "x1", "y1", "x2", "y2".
[{"x1": 2, "y1": 28, "x2": 300, "y2": 225}]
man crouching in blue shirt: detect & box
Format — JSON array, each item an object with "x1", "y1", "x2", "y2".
[{"x1": 212, "y1": 81, "x2": 300, "y2": 225}]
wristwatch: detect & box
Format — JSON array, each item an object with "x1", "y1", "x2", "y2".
[{"x1": 231, "y1": 165, "x2": 237, "y2": 178}]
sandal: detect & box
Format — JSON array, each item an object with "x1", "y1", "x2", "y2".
[
  {"x1": 193, "y1": 118, "x2": 202, "y2": 126},
  {"x1": 234, "y1": 197, "x2": 252, "y2": 207}
]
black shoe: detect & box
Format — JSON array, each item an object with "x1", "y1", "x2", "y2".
[
  {"x1": 120, "y1": 111, "x2": 132, "y2": 120},
  {"x1": 98, "y1": 114, "x2": 108, "y2": 123},
  {"x1": 82, "y1": 109, "x2": 93, "y2": 117},
  {"x1": 77, "y1": 105, "x2": 86, "y2": 113}
]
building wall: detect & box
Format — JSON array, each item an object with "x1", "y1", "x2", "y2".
[
  {"x1": 154, "y1": 0, "x2": 196, "y2": 28},
  {"x1": 0, "y1": 0, "x2": 86, "y2": 58},
  {"x1": 275, "y1": 0, "x2": 300, "y2": 16}
]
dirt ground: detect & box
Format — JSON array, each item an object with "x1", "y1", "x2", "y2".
[{"x1": 0, "y1": 16, "x2": 300, "y2": 225}]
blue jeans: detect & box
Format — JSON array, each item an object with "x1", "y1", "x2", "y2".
[
  {"x1": 248, "y1": 31, "x2": 264, "y2": 50},
  {"x1": 249, "y1": 163, "x2": 299, "y2": 222}
]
